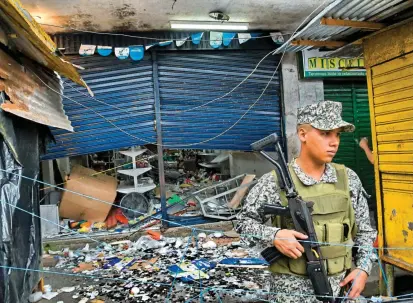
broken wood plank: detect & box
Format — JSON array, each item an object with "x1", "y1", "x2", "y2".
[
  {"x1": 291, "y1": 40, "x2": 347, "y2": 48},
  {"x1": 320, "y1": 17, "x2": 385, "y2": 30},
  {"x1": 228, "y1": 174, "x2": 256, "y2": 209}
]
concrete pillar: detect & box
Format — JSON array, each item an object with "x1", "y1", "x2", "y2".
[
  {"x1": 56, "y1": 157, "x2": 70, "y2": 179},
  {"x1": 41, "y1": 160, "x2": 54, "y2": 194},
  {"x1": 281, "y1": 53, "x2": 324, "y2": 161},
  {"x1": 229, "y1": 151, "x2": 278, "y2": 178}
]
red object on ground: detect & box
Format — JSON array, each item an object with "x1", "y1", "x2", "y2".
[
  {"x1": 373, "y1": 236, "x2": 379, "y2": 248},
  {"x1": 115, "y1": 208, "x2": 129, "y2": 224},
  {"x1": 184, "y1": 178, "x2": 193, "y2": 184},
  {"x1": 147, "y1": 230, "x2": 162, "y2": 240},
  {"x1": 105, "y1": 208, "x2": 118, "y2": 229},
  {"x1": 105, "y1": 207, "x2": 128, "y2": 228},
  {"x1": 187, "y1": 200, "x2": 197, "y2": 207}
]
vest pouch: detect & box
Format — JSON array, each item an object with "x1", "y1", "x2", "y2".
[
  {"x1": 311, "y1": 193, "x2": 348, "y2": 216},
  {"x1": 314, "y1": 223, "x2": 325, "y2": 244},
  {"x1": 325, "y1": 223, "x2": 346, "y2": 274}
]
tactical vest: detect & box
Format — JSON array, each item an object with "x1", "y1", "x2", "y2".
[{"x1": 269, "y1": 163, "x2": 356, "y2": 276}]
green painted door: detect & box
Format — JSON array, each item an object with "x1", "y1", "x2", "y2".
[{"x1": 324, "y1": 82, "x2": 375, "y2": 207}]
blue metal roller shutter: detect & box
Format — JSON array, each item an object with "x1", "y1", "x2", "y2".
[
  {"x1": 43, "y1": 55, "x2": 156, "y2": 160},
  {"x1": 157, "y1": 51, "x2": 282, "y2": 150}
]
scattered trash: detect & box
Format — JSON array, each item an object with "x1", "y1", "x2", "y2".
[
  {"x1": 82, "y1": 244, "x2": 90, "y2": 252},
  {"x1": 42, "y1": 255, "x2": 60, "y2": 267},
  {"x1": 168, "y1": 262, "x2": 209, "y2": 282},
  {"x1": 73, "y1": 263, "x2": 95, "y2": 272},
  {"x1": 218, "y1": 258, "x2": 268, "y2": 268},
  {"x1": 42, "y1": 228, "x2": 271, "y2": 301},
  {"x1": 243, "y1": 281, "x2": 260, "y2": 289},
  {"x1": 135, "y1": 235, "x2": 166, "y2": 250},
  {"x1": 225, "y1": 249, "x2": 249, "y2": 258},
  {"x1": 224, "y1": 230, "x2": 240, "y2": 238},
  {"x1": 167, "y1": 194, "x2": 183, "y2": 205},
  {"x1": 42, "y1": 292, "x2": 59, "y2": 300},
  {"x1": 192, "y1": 258, "x2": 217, "y2": 271},
  {"x1": 60, "y1": 286, "x2": 76, "y2": 293},
  {"x1": 158, "y1": 247, "x2": 170, "y2": 255},
  {"x1": 202, "y1": 241, "x2": 217, "y2": 249},
  {"x1": 197, "y1": 232, "x2": 207, "y2": 239},
  {"x1": 131, "y1": 286, "x2": 140, "y2": 295},
  {"x1": 43, "y1": 284, "x2": 52, "y2": 293},
  {"x1": 110, "y1": 240, "x2": 131, "y2": 249},
  {"x1": 147, "y1": 230, "x2": 163, "y2": 241},
  {"x1": 174, "y1": 238, "x2": 184, "y2": 248},
  {"x1": 28, "y1": 292, "x2": 43, "y2": 302}
]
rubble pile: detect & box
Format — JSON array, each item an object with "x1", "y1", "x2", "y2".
[{"x1": 42, "y1": 231, "x2": 272, "y2": 302}]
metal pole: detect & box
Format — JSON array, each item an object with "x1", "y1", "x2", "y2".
[
  {"x1": 151, "y1": 51, "x2": 168, "y2": 228},
  {"x1": 385, "y1": 263, "x2": 395, "y2": 297}
]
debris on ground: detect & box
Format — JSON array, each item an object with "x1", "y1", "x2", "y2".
[{"x1": 41, "y1": 231, "x2": 272, "y2": 302}]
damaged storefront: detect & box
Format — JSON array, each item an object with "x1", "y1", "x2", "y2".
[
  {"x1": 37, "y1": 31, "x2": 283, "y2": 242},
  {"x1": 28, "y1": 31, "x2": 285, "y2": 302},
  {"x1": 20, "y1": 33, "x2": 282, "y2": 302}
]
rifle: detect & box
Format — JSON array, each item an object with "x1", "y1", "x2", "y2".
[{"x1": 251, "y1": 133, "x2": 335, "y2": 303}]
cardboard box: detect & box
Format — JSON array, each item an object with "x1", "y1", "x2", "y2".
[{"x1": 59, "y1": 165, "x2": 117, "y2": 222}]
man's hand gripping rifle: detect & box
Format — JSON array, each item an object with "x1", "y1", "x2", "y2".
[{"x1": 251, "y1": 133, "x2": 334, "y2": 303}]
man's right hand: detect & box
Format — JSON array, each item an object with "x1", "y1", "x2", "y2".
[
  {"x1": 359, "y1": 137, "x2": 369, "y2": 150},
  {"x1": 273, "y1": 229, "x2": 308, "y2": 259}
]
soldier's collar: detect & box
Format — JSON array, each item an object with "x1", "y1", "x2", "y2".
[{"x1": 291, "y1": 159, "x2": 338, "y2": 185}]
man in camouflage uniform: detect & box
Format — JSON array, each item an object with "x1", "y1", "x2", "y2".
[{"x1": 236, "y1": 101, "x2": 377, "y2": 302}]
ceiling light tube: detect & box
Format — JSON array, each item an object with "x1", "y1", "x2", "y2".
[{"x1": 170, "y1": 21, "x2": 249, "y2": 31}]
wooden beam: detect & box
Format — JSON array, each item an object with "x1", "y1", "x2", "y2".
[
  {"x1": 320, "y1": 17, "x2": 385, "y2": 30},
  {"x1": 290, "y1": 40, "x2": 346, "y2": 48}
]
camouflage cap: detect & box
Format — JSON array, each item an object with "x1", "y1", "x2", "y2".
[{"x1": 297, "y1": 100, "x2": 355, "y2": 132}]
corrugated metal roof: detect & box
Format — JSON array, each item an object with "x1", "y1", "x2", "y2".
[
  {"x1": 275, "y1": 0, "x2": 413, "y2": 53},
  {"x1": 0, "y1": 49, "x2": 72, "y2": 131},
  {"x1": 0, "y1": 0, "x2": 91, "y2": 92}
]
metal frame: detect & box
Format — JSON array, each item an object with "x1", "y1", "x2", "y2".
[
  {"x1": 194, "y1": 174, "x2": 257, "y2": 220},
  {"x1": 151, "y1": 51, "x2": 168, "y2": 228}
]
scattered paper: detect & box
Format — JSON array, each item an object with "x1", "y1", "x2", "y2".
[
  {"x1": 42, "y1": 292, "x2": 59, "y2": 300},
  {"x1": 60, "y1": 286, "x2": 75, "y2": 293}
]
